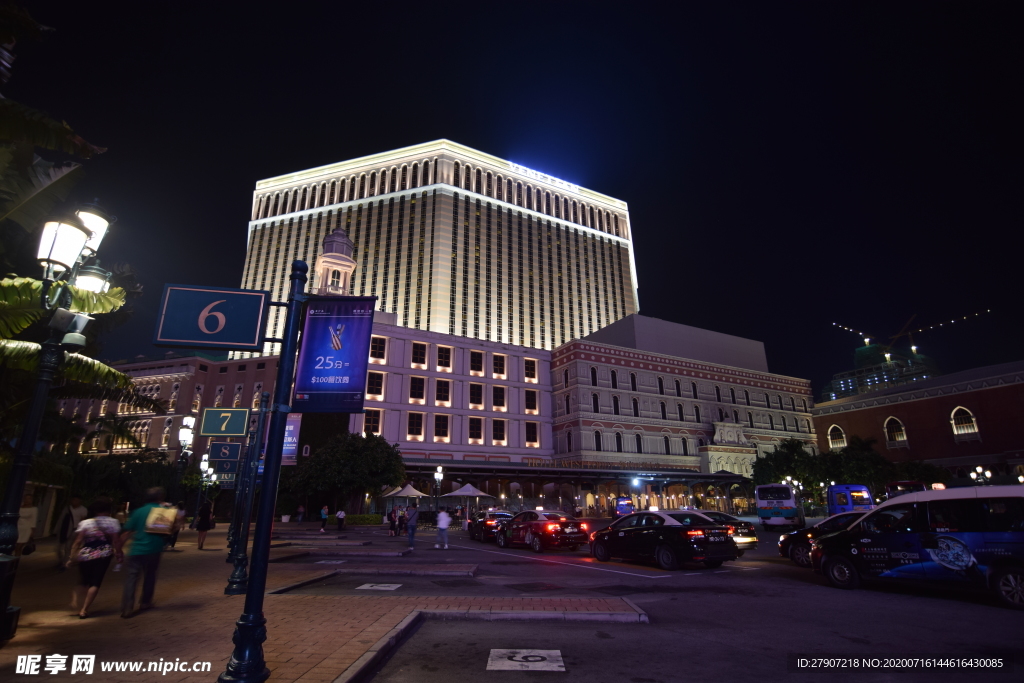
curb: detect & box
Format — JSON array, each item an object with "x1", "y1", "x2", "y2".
[
  {"x1": 265, "y1": 570, "x2": 339, "y2": 594},
  {"x1": 331, "y1": 602, "x2": 650, "y2": 683}
]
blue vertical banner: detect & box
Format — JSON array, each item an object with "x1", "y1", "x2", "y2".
[
  {"x1": 292, "y1": 296, "x2": 376, "y2": 413},
  {"x1": 282, "y1": 413, "x2": 302, "y2": 465}
]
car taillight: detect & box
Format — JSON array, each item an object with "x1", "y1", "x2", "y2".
[
  {"x1": 486, "y1": 520, "x2": 496, "y2": 525},
  {"x1": 580, "y1": 523, "x2": 588, "y2": 531},
  {"x1": 686, "y1": 530, "x2": 704, "y2": 537},
  {"x1": 726, "y1": 525, "x2": 735, "y2": 535},
  {"x1": 589, "y1": 532, "x2": 596, "y2": 541},
  {"x1": 546, "y1": 523, "x2": 559, "y2": 532}
]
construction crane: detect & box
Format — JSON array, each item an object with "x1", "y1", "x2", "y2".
[{"x1": 831, "y1": 309, "x2": 992, "y2": 356}]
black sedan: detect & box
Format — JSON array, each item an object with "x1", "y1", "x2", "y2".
[
  {"x1": 468, "y1": 510, "x2": 513, "y2": 542},
  {"x1": 778, "y1": 511, "x2": 864, "y2": 567},
  {"x1": 697, "y1": 511, "x2": 758, "y2": 555},
  {"x1": 495, "y1": 510, "x2": 589, "y2": 552},
  {"x1": 590, "y1": 511, "x2": 738, "y2": 570}
]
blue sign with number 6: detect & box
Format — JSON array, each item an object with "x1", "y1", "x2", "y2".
[{"x1": 154, "y1": 284, "x2": 270, "y2": 350}]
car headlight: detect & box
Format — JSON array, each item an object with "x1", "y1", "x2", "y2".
[{"x1": 779, "y1": 535, "x2": 788, "y2": 543}]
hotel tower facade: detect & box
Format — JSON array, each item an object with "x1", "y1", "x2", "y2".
[{"x1": 238, "y1": 140, "x2": 639, "y2": 356}]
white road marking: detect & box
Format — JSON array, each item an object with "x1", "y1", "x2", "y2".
[
  {"x1": 487, "y1": 649, "x2": 565, "y2": 672},
  {"x1": 356, "y1": 583, "x2": 401, "y2": 590}
]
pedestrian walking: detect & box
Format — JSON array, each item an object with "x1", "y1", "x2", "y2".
[
  {"x1": 16, "y1": 492, "x2": 37, "y2": 556},
  {"x1": 405, "y1": 502, "x2": 419, "y2": 550},
  {"x1": 56, "y1": 496, "x2": 88, "y2": 569},
  {"x1": 388, "y1": 508, "x2": 397, "y2": 536},
  {"x1": 295, "y1": 505, "x2": 305, "y2": 523},
  {"x1": 398, "y1": 506, "x2": 407, "y2": 535},
  {"x1": 195, "y1": 501, "x2": 214, "y2": 549},
  {"x1": 120, "y1": 487, "x2": 172, "y2": 618},
  {"x1": 336, "y1": 508, "x2": 346, "y2": 531},
  {"x1": 434, "y1": 507, "x2": 451, "y2": 550},
  {"x1": 167, "y1": 501, "x2": 186, "y2": 550},
  {"x1": 320, "y1": 505, "x2": 329, "y2": 532},
  {"x1": 67, "y1": 497, "x2": 122, "y2": 619}
]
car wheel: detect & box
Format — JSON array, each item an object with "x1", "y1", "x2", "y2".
[
  {"x1": 823, "y1": 555, "x2": 861, "y2": 589},
  {"x1": 656, "y1": 545, "x2": 680, "y2": 571},
  {"x1": 789, "y1": 542, "x2": 812, "y2": 568},
  {"x1": 703, "y1": 560, "x2": 723, "y2": 569},
  {"x1": 530, "y1": 535, "x2": 544, "y2": 553},
  {"x1": 592, "y1": 541, "x2": 610, "y2": 562},
  {"x1": 992, "y1": 566, "x2": 1024, "y2": 610},
  {"x1": 496, "y1": 531, "x2": 508, "y2": 548}
]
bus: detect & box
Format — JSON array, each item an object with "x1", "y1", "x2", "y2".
[
  {"x1": 885, "y1": 481, "x2": 927, "y2": 499},
  {"x1": 755, "y1": 484, "x2": 805, "y2": 530},
  {"x1": 826, "y1": 484, "x2": 876, "y2": 516}
]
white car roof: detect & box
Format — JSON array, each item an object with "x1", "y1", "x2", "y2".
[{"x1": 876, "y1": 485, "x2": 1024, "y2": 509}]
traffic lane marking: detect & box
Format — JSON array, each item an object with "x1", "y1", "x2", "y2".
[
  {"x1": 356, "y1": 583, "x2": 402, "y2": 590},
  {"x1": 487, "y1": 649, "x2": 565, "y2": 672},
  {"x1": 445, "y1": 542, "x2": 672, "y2": 578}
]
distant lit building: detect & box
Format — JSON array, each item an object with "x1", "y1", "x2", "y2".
[
  {"x1": 821, "y1": 343, "x2": 938, "y2": 401},
  {"x1": 238, "y1": 140, "x2": 639, "y2": 356}
]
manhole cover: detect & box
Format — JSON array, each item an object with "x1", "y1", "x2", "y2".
[{"x1": 505, "y1": 582, "x2": 563, "y2": 592}]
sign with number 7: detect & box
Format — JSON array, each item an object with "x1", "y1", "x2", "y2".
[
  {"x1": 200, "y1": 408, "x2": 251, "y2": 437},
  {"x1": 154, "y1": 284, "x2": 270, "y2": 350}
]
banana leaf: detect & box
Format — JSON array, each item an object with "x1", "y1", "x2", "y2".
[
  {"x1": 0, "y1": 99, "x2": 105, "y2": 158},
  {"x1": 0, "y1": 149, "x2": 83, "y2": 229},
  {"x1": 0, "y1": 339, "x2": 132, "y2": 388},
  {"x1": 0, "y1": 277, "x2": 126, "y2": 338}
]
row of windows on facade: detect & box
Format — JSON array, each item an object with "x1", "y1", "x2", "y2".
[
  {"x1": 251, "y1": 158, "x2": 626, "y2": 239},
  {"x1": 570, "y1": 368, "x2": 809, "y2": 413},
  {"x1": 826, "y1": 407, "x2": 981, "y2": 450},
  {"x1": 362, "y1": 408, "x2": 540, "y2": 445},
  {"x1": 370, "y1": 337, "x2": 539, "y2": 380},
  {"x1": 568, "y1": 393, "x2": 812, "y2": 433},
  {"x1": 564, "y1": 430, "x2": 704, "y2": 456},
  {"x1": 368, "y1": 372, "x2": 540, "y2": 412}
]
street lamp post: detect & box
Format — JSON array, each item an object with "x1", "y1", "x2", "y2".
[
  {"x1": 0, "y1": 205, "x2": 113, "y2": 641},
  {"x1": 434, "y1": 466, "x2": 443, "y2": 514},
  {"x1": 226, "y1": 392, "x2": 270, "y2": 595}
]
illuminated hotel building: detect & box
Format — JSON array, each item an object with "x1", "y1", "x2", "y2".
[{"x1": 237, "y1": 140, "x2": 638, "y2": 356}]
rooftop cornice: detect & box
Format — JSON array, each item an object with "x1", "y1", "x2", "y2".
[{"x1": 813, "y1": 371, "x2": 1024, "y2": 415}]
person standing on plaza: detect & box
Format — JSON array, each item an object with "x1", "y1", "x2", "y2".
[
  {"x1": 336, "y1": 508, "x2": 346, "y2": 531},
  {"x1": 434, "y1": 506, "x2": 451, "y2": 550},
  {"x1": 120, "y1": 487, "x2": 171, "y2": 618},
  {"x1": 67, "y1": 497, "x2": 122, "y2": 619},
  {"x1": 56, "y1": 496, "x2": 88, "y2": 569},
  {"x1": 195, "y1": 501, "x2": 213, "y2": 550},
  {"x1": 405, "y1": 502, "x2": 419, "y2": 550},
  {"x1": 398, "y1": 506, "x2": 407, "y2": 535},
  {"x1": 319, "y1": 505, "x2": 329, "y2": 532},
  {"x1": 16, "y1": 492, "x2": 37, "y2": 556},
  {"x1": 388, "y1": 508, "x2": 397, "y2": 536}
]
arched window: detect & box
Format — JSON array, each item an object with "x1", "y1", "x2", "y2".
[
  {"x1": 682, "y1": 439, "x2": 689, "y2": 456},
  {"x1": 330, "y1": 270, "x2": 341, "y2": 288},
  {"x1": 475, "y1": 168, "x2": 482, "y2": 194},
  {"x1": 747, "y1": 412, "x2": 754, "y2": 428},
  {"x1": 422, "y1": 161, "x2": 430, "y2": 185},
  {"x1": 611, "y1": 370, "x2": 618, "y2": 389},
  {"x1": 564, "y1": 395, "x2": 571, "y2": 415},
  {"x1": 765, "y1": 393, "x2": 771, "y2": 406},
  {"x1": 592, "y1": 393, "x2": 600, "y2": 413},
  {"x1": 733, "y1": 410, "x2": 739, "y2": 422},
  {"x1": 452, "y1": 162, "x2": 460, "y2": 187},
  {"x1": 885, "y1": 417, "x2": 907, "y2": 443},
  {"x1": 718, "y1": 408, "x2": 725, "y2": 421},
  {"x1": 694, "y1": 405, "x2": 701, "y2": 423},
  {"x1": 660, "y1": 402, "x2": 667, "y2": 420},
  {"x1": 526, "y1": 185, "x2": 532, "y2": 208},
  {"x1": 730, "y1": 388, "x2": 736, "y2": 404},
  {"x1": 410, "y1": 163, "x2": 419, "y2": 188},
  {"x1": 691, "y1": 382, "x2": 698, "y2": 399},
  {"x1": 715, "y1": 386, "x2": 722, "y2": 402},
  {"x1": 789, "y1": 397, "x2": 796, "y2": 411},
  {"x1": 674, "y1": 379, "x2": 681, "y2": 397},
  {"x1": 594, "y1": 431, "x2": 603, "y2": 452},
  {"x1": 744, "y1": 390, "x2": 751, "y2": 406},
  {"x1": 615, "y1": 432, "x2": 623, "y2": 452},
  {"x1": 486, "y1": 172, "x2": 493, "y2": 197},
  {"x1": 591, "y1": 367, "x2": 598, "y2": 386},
  {"x1": 613, "y1": 396, "x2": 620, "y2": 415},
  {"x1": 658, "y1": 377, "x2": 665, "y2": 395},
  {"x1": 768, "y1": 415, "x2": 775, "y2": 430},
  {"x1": 358, "y1": 174, "x2": 367, "y2": 199},
  {"x1": 563, "y1": 370, "x2": 569, "y2": 388},
  {"x1": 516, "y1": 182, "x2": 523, "y2": 206},
  {"x1": 632, "y1": 398, "x2": 640, "y2": 417},
  {"x1": 777, "y1": 395, "x2": 784, "y2": 410},
  {"x1": 677, "y1": 404, "x2": 684, "y2": 421},
  {"x1": 951, "y1": 407, "x2": 978, "y2": 435},
  {"x1": 802, "y1": 399, "x2": 808, "y2": 412},
  {"x1": 635, "y1": 434, "x2": 643, "y2": 453},
  {"x1": 664, "y1": 436, "x2": 671, "y2": 454},
  {"x1": 698, "y1": 438, "x2": 705, "y2": 447},
  {"x1": 368, "y1": 172, "x2": 377, "y2": 196},
  {"x1": 828, "y1": 425, "x2": 847, "y2": 449},
  {"x1": 567, "y1": 431, "x2": 573, "y2": 452},
  {"x1": 781, "y1": 416, "x2": 788, "y2": 432},
  {"x1": 630, "y1": 373, "x2": 638, "y2": 392}
]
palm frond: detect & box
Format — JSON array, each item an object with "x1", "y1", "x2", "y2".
[
  {"x1": 0, "y1": 277, "x2": 126, "y2": 338},
  {"x1": 0, "y1": 339, "x2": 132, "y2": 388},
  {"x1": 0, "y1": 100, "x2": 106, "y2": 158},
  {"x1": 0, "y1": 153, "x2": 83, "y2": 229}
]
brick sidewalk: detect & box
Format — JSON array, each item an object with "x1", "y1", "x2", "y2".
[{"x1": 1, "y1": 527, "x2": 644, "y2": 682}]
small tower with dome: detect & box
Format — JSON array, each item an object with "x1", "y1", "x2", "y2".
[{"x1": 313, "y1": 227, "x2": 356, "y2": 296}]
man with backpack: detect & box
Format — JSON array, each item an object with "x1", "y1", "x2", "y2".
[{"x1": 120, "y1": 487, "x2": 173, "y2": 618}]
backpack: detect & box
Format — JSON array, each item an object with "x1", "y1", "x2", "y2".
[{"x1": 145, "y1": 505, "x2": 177, "y2": 535}]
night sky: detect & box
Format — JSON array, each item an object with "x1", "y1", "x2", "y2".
[{"x1": 11, "y1": 2, "x2": 1019, "y2": 394}]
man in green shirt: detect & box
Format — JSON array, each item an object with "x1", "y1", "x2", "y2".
[{"x1": 120, "y1": 487, "x2": 168, "y2": 618}]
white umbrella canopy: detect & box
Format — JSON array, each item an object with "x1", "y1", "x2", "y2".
[
  {"x1": 442, "y1": 483, "x2": 494, "y2": 498},
  {"x1": 385, "y1": 484, "x2": 430, "y2": 497}
]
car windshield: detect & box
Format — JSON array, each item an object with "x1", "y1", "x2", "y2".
[
  {"x1": 757, "y1": 486, "x2": 792, "y2": 501},
  {"x1": 850, "y1": 490, "x2": 872, "y2": 505},
  {"x1": 541, "y1": 513, "x2": 575, "y2": 521},
  {"x1": 705, "y1": 512, "x2": 737, "y2": 522}
]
